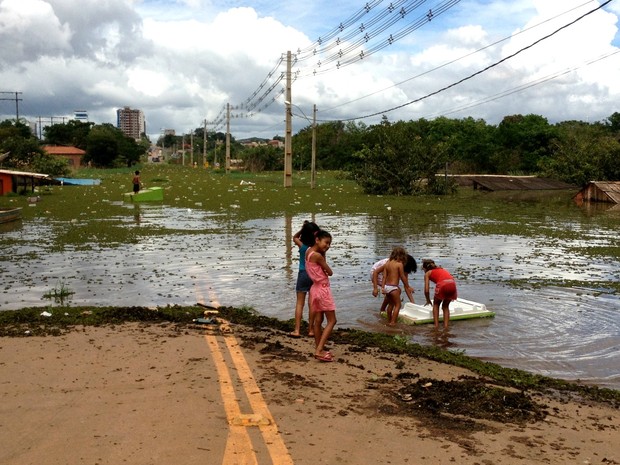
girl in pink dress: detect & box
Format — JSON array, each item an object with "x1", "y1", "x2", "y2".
[{"x1": 305, "y1": 230, "x2": 336, "y2": 362}]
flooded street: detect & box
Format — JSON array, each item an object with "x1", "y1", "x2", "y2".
[{"x1": 1, "y1": 193, "x2": 619, "y2": 390}]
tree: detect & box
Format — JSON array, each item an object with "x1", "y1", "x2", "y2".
[
  {"x1": 539, "y1": 122, "x2": 620, "y2": 185},
  {"x1": 350, "y1": 120, "x2": 451, "y2": 195},
  {"x1": 84, "y1": 125, "x2": 120, "y2": 167},
  {"x1": 44, "y1": 120, "x2": 94, "y2": 149},
  {"x1": 495, "y1": 114, "x2": 556, "y2": 173},
  {"x1": 242, "y1": 145, "x2": 283, "y2": 172}
]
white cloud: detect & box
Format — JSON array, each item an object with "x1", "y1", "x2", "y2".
[{"x1": 0, "y1": 0, "x2": 618, "y2": 140}]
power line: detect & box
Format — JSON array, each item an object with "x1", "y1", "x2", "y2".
[
  {"x1": 422, "y1": 49, "x2": 620, "y2": 119},
  {"x1": 331, "y1": 0, "x2": 613, "y2": 122},
  {"x1": 321, "y1": 0, "x2": 600, "y2": 113}
]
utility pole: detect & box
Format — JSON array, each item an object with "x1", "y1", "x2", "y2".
[
  {"x1": 284, "y1": 51, "x2": 293, "y2": 187},
  {"x1": 225, "y1": 103, "x2": 231, "y2": 173},
  {"x1": 203, "y1": 119, "x2": 207, "y2": 168},
  {"x1": 0, "y1": 91, "x2": 23, "y2": 121},
  {"x1": 311, "y1": 104, "x2": 317, "y2": 189},
  {"x1": 190, "y1": 131, "x2": 194, "y2": 166}
]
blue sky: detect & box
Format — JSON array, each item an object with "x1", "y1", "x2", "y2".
[{"x1": 1, "y1": 0, "x2": 619, "y2": 140}]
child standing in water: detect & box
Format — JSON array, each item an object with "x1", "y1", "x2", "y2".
[
  {"x1": 380, "y1": 247, "x2": 415, "y2": 326},
  {"x1": 371, "y1": 253, "x2": 417, "y2": 314},
  {"x1": 422, "y1": 259, "x2": 458, "y2": 329},
  {"x1": 290, "y1": 220, "x2": 320, "y2": 338},
  {"x1": 132, "y1": 170, "x2": 141, "y2": 193},
  {"x1": 305, "y1": 229, "x2": 336, "y2": 362}
]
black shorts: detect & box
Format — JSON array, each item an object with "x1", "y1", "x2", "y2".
[{"x1": 295, "y1": 269, "x2": 313, "y2": 292}]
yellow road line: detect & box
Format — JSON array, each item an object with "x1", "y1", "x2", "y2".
[
  {"x1": 223, "y1": 336, "x2": 294, "y2": 464},
  {"x1": 205, "y1": 334, "x2": 259, "y2": 465},
  {"x1": 205, "y1": 332, "x2": 293, "y2": 465}
]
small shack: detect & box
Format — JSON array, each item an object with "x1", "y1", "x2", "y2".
[
  {"x1": 470, "y1": 175, "x2": 574, "y2": 191},
  {"x1": 573, "y1": 181, "x2": 620, "y2": 205},
  {"x1": 0, "y1": 169, "x2": 50, "y2": 195},
  {"x1": 43, "y1": 145, "x2": 86, "y2": 168}
]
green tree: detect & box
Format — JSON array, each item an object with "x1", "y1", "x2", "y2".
[
  {"x1": 83, "y1": 124, "x2": 145, "y2": 167},
  {"x1": 494, "y1": 114, "x2": 556, "y2": 173},
  {"x1": 242, "y1": 145, "x2": 283, "y2": 172},
  {"x1": 540, "y1": 122, "x2": 620, "y2": 185},
  {"x1": 85, "y1": 125, "x2": 120, "y2": 167},
  {"x1": 350, "y1": 119, "x2": 449, "y2": 195},
  {"x1": 44, "y1": 120, "x2": 94, "y2": 149}
]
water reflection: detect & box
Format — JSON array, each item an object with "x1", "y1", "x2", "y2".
[{"x1": 431, "y1": 328, "x2": 456, "y2": 349}]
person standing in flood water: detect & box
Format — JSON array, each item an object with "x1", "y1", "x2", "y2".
[
  {"x1": 305, "y1": 229, "x2": 337, "y2": 362},
  {"x1": 422, "y1": 259, "x2": 458, "y2": 329},
  {"x1": 379, "y1": 247, "x2": 416, "y2": 326},
  {"x1": 289, "y1": 220, "x2": 320, "y2": 338},
  {"x1": 132, "y1": 170, "x2": 141, "y2": 193}
]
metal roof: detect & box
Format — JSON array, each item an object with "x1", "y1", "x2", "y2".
[
  {"x1": 0, "y1": 169, "x2": 50, "y2": 179},
  {"x1": 471, "y1": 176, "x2": 575, "y2": 191}
]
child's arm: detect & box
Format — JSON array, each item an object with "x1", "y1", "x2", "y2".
[
  {"x1": 400, "y1": 267, "x2": 415, "y2": 303},
  {"x1": 423, "y1": 271, "x2": 432, "y2": 305},
  {"x1": 293, "y1": 229, "x2": 303, "y2": 248},
  {"x1": 371, "y1": 265, "x2": 384, "y2": 297},
  {"x1": 311, "y1": 252, "x2": 333, "y2": 276}
]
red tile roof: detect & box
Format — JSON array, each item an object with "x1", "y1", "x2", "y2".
[{"x1": 43, "y1": 145, "x2": 86, "y2": 155}]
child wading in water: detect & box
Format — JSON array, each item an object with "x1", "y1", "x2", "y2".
[
  {"x1": 379, "y1": 246, "x2": 415, "y2": 326},
  {"x1": 290, "y1": 220, "x2": 320, "y2": 338},
  {"x1": 305, "y1": 229, "x2": 336, "y2": 362},
  {"x1": 422, "y1": 259, "x2": 458, "y2": 329},
  {"x1": 371, "y1": 253, "x2": 417, "y2": 314}
]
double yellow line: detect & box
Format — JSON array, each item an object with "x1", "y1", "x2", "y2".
[{"x1": 204, "y1": 324, "x2": 294, "y2": 464}]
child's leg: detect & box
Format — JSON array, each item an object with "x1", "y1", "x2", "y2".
[
  {"x1": 390, "y1": 289, "x2": 402, "y2": 325},
  {"x1": 291, "y1": 291, "x2": 306, "y2": 336},
  {"x1": 313, "y1": 311, "x2": 324, "y2": 348},
  {"x1": 380, "y1": 295, "x2": 389, "y2": 313},
  {"x1": 387, "y1": 289, "x2": 401, "y2": 326},
  {"x1": 432, "y1": 298, "x2": 442, "y2": 329},
  {"x1": 308, "y1": 299, "x2": 315, "y2": 336},
  {"x1": 316, "y1": 312, "x2": 337, "y2": 356},
  {"x1": 442, "y1": 300, "x2": 451, "y2": 329}
]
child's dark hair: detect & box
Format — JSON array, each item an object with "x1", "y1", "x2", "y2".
[
  {"x1": 404, "y1": 255, "x2": 417, "y2": 274},
  {"x1": 315, "y1": 229, "x2": 332, "y2": 241},
  {"x1": 300, "y1": 221, "x2": 320, "y2": 246},
  {"x1": 422, "y1": 259, "x2": 437, "y2": 271}
]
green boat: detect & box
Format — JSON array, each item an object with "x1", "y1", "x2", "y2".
[{"x1": 123, "y1": 187, "x2": 164, "y2": 202}]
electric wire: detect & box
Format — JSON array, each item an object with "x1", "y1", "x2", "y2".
[
  {"x1": 422, "y1": 49, "x2": 620, "y2": 119},
  {"x1": 321, "y1": 0, "x2": 601, "y2": 113},
  {"x1": 330, "y1": 0, "x2": 613, "y2": 122}
]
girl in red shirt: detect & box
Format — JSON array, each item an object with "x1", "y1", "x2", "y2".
[{"x1": 423, "y1": 259, "x2": 458, "y2": 329}]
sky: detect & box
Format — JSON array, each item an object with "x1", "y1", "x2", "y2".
[{"x1": 0, "y1": 0, "x2": 619, "y2": 141}]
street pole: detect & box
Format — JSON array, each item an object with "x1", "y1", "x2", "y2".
[
  {"x1": 225, "y1": 103, "x2": 231, "y2": 173},
  {"x1": 203, "y1": 119, "x2": 207, "y2": 168},
  {"x1": 311, "y1": 104, "x2": 317, "y2": 189},
  {"x1": 284, "y1": 51, "x2": 293, "y2": 187}
]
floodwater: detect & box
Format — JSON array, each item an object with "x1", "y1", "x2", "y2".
[{"x1": 1, "y1": 196, "x2": 619, "y2": 390}]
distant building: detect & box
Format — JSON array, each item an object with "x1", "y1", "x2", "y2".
[
  {"x1": 74, "y1": 110, "x2": 88, "y2": 122},
  {"x1": 43, "y1": 145, "x2": 86, "y2": 168},
  {"x1": 117, "y1": 107, "x2": 145, "y2": 140}
]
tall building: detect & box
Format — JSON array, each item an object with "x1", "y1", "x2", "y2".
[{"x1": 116, "y1": 107, "x2": 145, "y2": 140}]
